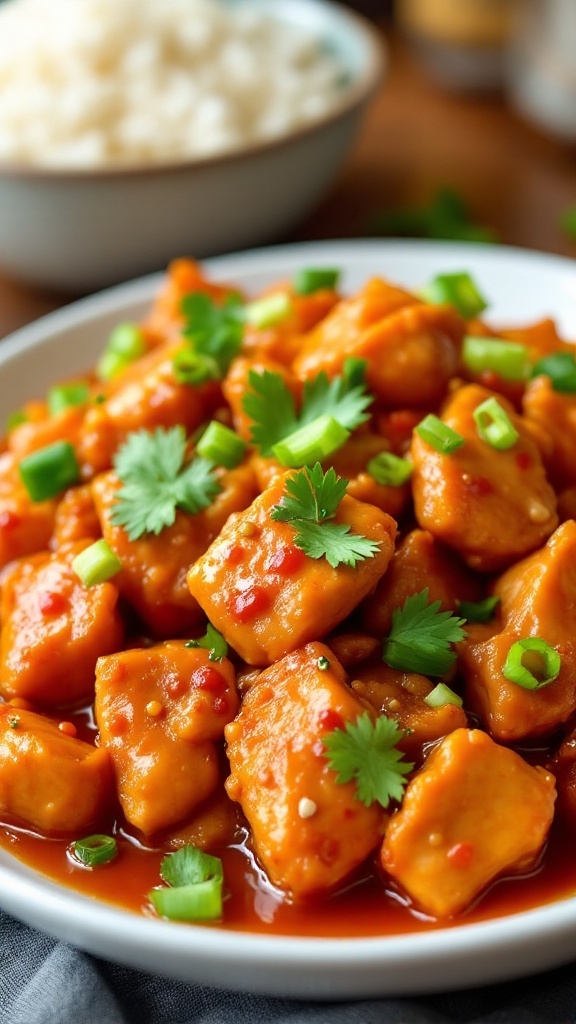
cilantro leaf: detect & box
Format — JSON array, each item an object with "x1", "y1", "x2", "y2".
[
  {"x1": 185, "y1": 623, "x2": 229, "y2": 662},
  {"x1": 383, "y1": 588, "x2": 467, "y2": 676},
  {"x1": 160, "y1": 845, "x2": 223, "y2": 888},
  {"x1": 179, "y1": 292, "x2": 244, "y2": 380},
  {"x1": 291, "y1": 521, "x2": 380, "y2": 569},
  {"x1": 110, "y1": 426, "x2": 221, "y2": 541},
  {"x1": 271, "y1": 463, "x2": 347, "y2": 523},
  {"x1": 323, "y1": 712, "x2": 413, "y2": 809},
  {"x1": 243, "y1": 369, "x2": 299, "y2": 456},
  {"x1": 243, "y1": 359, "x2": 372, "y2": 459},
  {"x1": 270, "y1": 464, "x2": 380, "y2": 569}
]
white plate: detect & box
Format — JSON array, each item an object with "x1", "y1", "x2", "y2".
[{"x1": 2, "y1": 239, "x2": 576, "y2": 1000}]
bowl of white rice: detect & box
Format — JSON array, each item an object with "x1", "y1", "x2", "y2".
[{"x1": 0, "y1": 0, "x2": 384, "y2": 292}]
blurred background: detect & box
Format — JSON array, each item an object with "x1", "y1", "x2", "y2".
[{"x1": 1, "y1": 0, "x2": 576, "y2": 330}]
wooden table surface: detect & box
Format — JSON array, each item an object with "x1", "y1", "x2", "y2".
[{"x1": 1, "y1": 26, "x2": 576, "y2": 341}]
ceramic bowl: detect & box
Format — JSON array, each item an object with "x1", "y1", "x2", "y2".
[{"x1": 0, "y1": 0, "x2": 384, "y2": 293}]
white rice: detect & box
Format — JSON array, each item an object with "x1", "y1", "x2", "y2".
[{"x1": 0, "y1": 0, "x2": 347, "y2": 168}]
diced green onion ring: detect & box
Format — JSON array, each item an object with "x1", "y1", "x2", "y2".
[
  {"x1": 196, "y1": 421, "x2": 246, "y2": 469},
  {"x1": 424, "y1": 683, "x2": 463, "y2": 708},
  {"x1": 73, "y1": 834, "x2": 118, "y2": 867},
  {"x1": 19, "y1": 440, "x2": 80, "y2": 502},
  {"x1": 149, "y1": 877, "x2": 223, "y2": 921},
  {"x1": 293, "y1": 268, "x2": 340, "y2": 295},
  {"x1": 415, "y1": 414, "x2": 465, "y2": 455},
  {"x1": 473, "y1": 397, "x2": 519, "y2": 450},
  {"x1": 366, "y1": 451, "x2": 413, "y2": 486},
  {"x1": 502, "y1": 637, "x2": 561, "y2": 690},
  {"x1": 7, "y1": 410, "x2": 28, "y2": 432},
  {"x1": 72, "y1": 540, "x2": 122, "y2": 588},
  {"x1": 243, "y1": 292, "x2": 292, "y2": 329},
  {"x1": 272, "y1": 414, "x2": 350, "y2": 467},
  {"x1": 106, "y1": 323, "x2": 146, "y2": 360},
  {"x1": 47, "y1": 382, "x2": 90, "y2": 417},
  {"x1": 421, "y1": 271, "x2": 488, "y2": 319},
  {"x1": 462, "y1": 336, "x2": 530, "y2": 382},
  {"x1": 96, "y1": 349, "x2": 131, "y2": 383},
  {"x1": 172, "y1": 348, "x2": 221, "y2": 385}
]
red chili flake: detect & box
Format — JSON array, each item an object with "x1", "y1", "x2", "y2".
[
  {"x1": 465, "y1": 475, "x2": 493, "y2": 497},
  {"x1": 0, "y1": 510, "x2": 21, "y2": 531},
  {"x1": 38, "y1": 591, "x2": 68, "y2": 616},
  {"x1": 516, "y1": 451, "x2": 532, "y2": 471},
  {"x1": 446, "y1": 841, "x2": 474, "y2": 868},
  {"x1": 232, "y1": 585, "x2": 269, "y2": 622},
  {"x1": 318, "y1": 708, "x2": 345, "y2": 732},
  {"x1": 108, "y1": 711, "x2": 129, "y2": 736},
  {"x1": 225, "y1": 544, "x2": 245, "y2": 566},
  {"x1": 384, "y1": 410, "x2": 422, "y2": 449},
  {"x1": 264, "y1": 544, "x2": 305, "y2": 575},
  {"x1": 191, "y1": 666, "x2": 227, "y2": 695}
]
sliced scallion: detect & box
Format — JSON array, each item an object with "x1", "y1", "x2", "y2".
[
  {"x1": 272, "y1": 414, "x2": 350, "y2": 467},
  {"x1": 293, "y1": 268, "x2": 340, "y2": 295},
  {"x1": 502, "y1": 637, "x2": 561, "y2": 690},
  {"x1": 415, "y1": 414, "x2": 465, "y2": 455},
  {"x1": 7, "y1": 410, "x2": 28, "y2": 432},
  {"x1": 531, "y1": 351, "x2": 576, "y2": 393},
  {"x1": 473, "y1": 397, "x2": 519, "y2": 450},
  {"x1": 196, "y1": 421, "x2": 246, "y2": 469},
  {"x1": 424, "y1": 682, "x2": 463, "y2": 708},
  {"x1": 149, "y1": 877, "x2": 223, "y2": 921},
  {"x1": 172, "y1": 348, "x2": 220, "y2": 385},
  {"x1": 366, "y1": 451, "x2": 413, "y2": 487},
  {"x1": 19, "y1": 440, "x2": 80, "y2": 501},
  {"x1": 243, "y1": 292, "x2": 292, "y2": 329},
  {"x1": 462, "y1": 336, "x2": 530, "y2": 382},
  {"x1": 422, "y1": 271, "x2": 487, "y2": 319},
  {"x1": 73, "y1": 834, "x2": 117, "y2": 867},
  {"x1": 72, "y1": 540, "x2": 122, "y2": 588},
  {"x1": 458, "y1": 595, "x2": 500, "y2": 623},
  {"x1": 47, "y1": 382, "x2": 90, "y2": 417},
  {"x1": 106, "y1": 323, "x2": 146, "y2": 360}
]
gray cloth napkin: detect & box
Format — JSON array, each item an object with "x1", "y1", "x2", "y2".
[{"x1": 1, "y1": 910, "x2": 575, "y2": 1024}]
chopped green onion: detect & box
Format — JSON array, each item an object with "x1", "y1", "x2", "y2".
[
  {"x1": 502, "y1": 637, "x2": 561, "y2": 690},
  {"x1": 7, "y1": 410, "x2": 28, "y2": 432},
  {"x1": 19, "y1": 440, "x2": 80, "y2": 501},
  {"x1": 172, "y1": 347, "x2": 220, "y2": 385},
  {"x1": 415, "y1": 414, "x2": 465, "y2": 454},
  {"x1": 185, "y1": 623, "x2": 228, "y2": 662},
  {"x1": 72, "y1": 540, "x2": 122, "y2": 587},
  {"x1": 422, "y1": 271, "x2": 487, "y2": 319},
  {"x1": 73, "y1": 834, "x2": 117, "y2": 867},
  {"x1": 106, "y1": 323, "x2": 146, "y2": 360},
  {"x1": 293, "y1": 268, "x2": 340, "y2": 295},
  {"x1": 243, "y1": 292, "x2": 292, "y2": 329},
  {"x1": 196, "y1": 421, "x2": 246, "y2": 469},
  {"x1": 423, "y1": 682, "x2": 463, "y2": 708},
  {"x1": 272, "y1": 414, "x2": 350, "y2": 467},
  {"x1": 473, "y1": 397, "x2": 519, "y2": 450},
  {"x1": 532, "y1": 351, "x2": 576, "y2": 393},
  {"x1": 366, "y1": 451, "x2": 413, "y2": 487},
  {"x1": 458, "y1": 595, "x2": 500, "y2": 623},
  {"x1": 462, "y1": 336, "x2": 530, "y2": 383},
  {"x1": 96, "y1": 349, "x2": 131, "y2": 383},
  {"x1": 149, "y1": 877, "x2": 223, "y2": 921},
  {"x1": 317, "y1": 656, "x2": 331, "y2": 671},
  {"x1": 47, "y1": 382, "x2": 90, "y2": 417}
]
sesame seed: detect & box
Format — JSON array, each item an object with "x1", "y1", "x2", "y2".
[
  {"x1": 298, "y1": 797, "x2": 317, "y2": 819},
  {"x1": 146, "y1": 700, "x2": 164, "y2": 717},
  {"x1": 428, "y1": 832, "x2": 443, "y2": 847},
  {"x1": 239, "y1": 520, "x2": 257, "y2": 537},
  {"x1": 527, "y1": 499, "x2": 551, "y2": 523},
  {"x1": 58, "y1": 721, "x2": 77, "y2": 738}
]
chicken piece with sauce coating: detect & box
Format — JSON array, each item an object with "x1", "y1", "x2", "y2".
[
  {"x1": 381, "y1": 728, "x2": 556, "y2": 918},
  {"x1": 225, "y1": 642, "x2": 386, "y2": 899}
]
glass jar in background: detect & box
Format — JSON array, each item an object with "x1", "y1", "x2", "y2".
[
  {"x1": 506, "y1": 0, "x2": 576, "y2": 142},
  {"x1": 396, "y1": 0, "x2": 516, "y2": 93}
]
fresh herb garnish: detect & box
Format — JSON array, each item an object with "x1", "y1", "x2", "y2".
[
  {"x1": 160, "y1": 845, "x2": 223, "y2": 888},
  {"x1": 323, "y1": 711, "x2": 413, "y2": 809},
  {"x1": 178, "y1": 292, "x2": 245, "y2": 381},
  {"x1": 270, "y1": 463, "x2": 380, "y2": 568},
  {"x1": 243, "y1": 359, "x2": 372, "y2": 458},
  {"x1": 185, "y1": 623, "x2": 229, "y2": 662},
  {"x1": 149, "y1": 844, "x2": 224, "y2": 922},
  {"x1": 458, "y1": 595, "x2": 500, "y2": 624},
  {"x1": 368, "y1": 187, "x2": 497, "y2": 243},
  {"x1": 382, "y1": 588, "x2": 467, "y2": 676},
  {"x1": 110, "y1": 426, "x2": 221, "y2": 541}
]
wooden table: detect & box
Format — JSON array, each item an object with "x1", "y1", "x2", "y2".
[{"x1": 1, "y1": 26, "x2": 576, "y2": 341}]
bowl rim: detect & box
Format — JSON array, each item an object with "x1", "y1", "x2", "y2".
[{"x1": 0, "y1": 0, "x2": 385, "y2": 183}]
